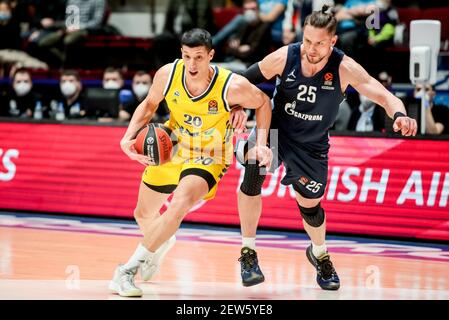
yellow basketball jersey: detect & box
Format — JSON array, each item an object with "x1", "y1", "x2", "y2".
[{"x1": 163, "y1": 59, "x2": 235, "y2": 165}]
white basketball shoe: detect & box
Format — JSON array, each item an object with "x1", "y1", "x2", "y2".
[
  {"x1": 140, "y1": 235, "x2": 176, "y2": 281},
  {"x1": 109, "y1": 264, "x2": 143, "y2": 297}
]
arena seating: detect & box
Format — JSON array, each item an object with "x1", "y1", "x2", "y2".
[
  {"x1": 2, "y1": 6, "x2": 448, "y2": 86},
  {"x1": 212, "y1": 7, "x2": 243, "y2": 30}
]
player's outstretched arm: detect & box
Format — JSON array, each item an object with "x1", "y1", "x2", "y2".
[
  {"x1": 120, "y1": 63, "x2": 172, "y2": 165},
  {"x1": 227, "y1": 74, "x2": 273, "y2": 167},
  {"x1": 341, "y1": 56, "x2": 417, "y2": 136},
  {"x1": 244, "y1": 46, "x2": 288, "y2": 84}
]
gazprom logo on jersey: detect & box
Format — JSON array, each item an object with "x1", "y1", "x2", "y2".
[{"x1": 285, "y1": 101, "x2": 323, "y2": 121}]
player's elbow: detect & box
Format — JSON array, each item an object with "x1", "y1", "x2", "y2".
[
  {"x1": 140, "y1": 99, "x2": 156, "y2": 117},
  {"x1": 255, "y1": 92, "x2": 271, "y2": 110}
]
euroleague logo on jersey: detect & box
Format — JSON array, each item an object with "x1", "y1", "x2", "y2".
[
  {"x1": 208, "y1": 100, "x2": 218, "y2": 114},
  {"x1": 299, "y1": 176, "x2": 309, "y2": 186},
  {"x1": 322, "y1": 72, "x2": 335, "y2": 90}
]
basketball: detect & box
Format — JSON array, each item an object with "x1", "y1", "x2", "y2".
[{"x1": 134, "y1": 123, "x2": 177, "y2": 165}]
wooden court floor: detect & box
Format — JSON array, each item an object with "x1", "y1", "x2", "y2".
[{"x1": 0, "y1": 213, "x2": 448, "y2": 300}]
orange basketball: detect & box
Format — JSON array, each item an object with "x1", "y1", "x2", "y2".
[{"x1": 134, "y1": 123, "x2": 177, "y2": 165}]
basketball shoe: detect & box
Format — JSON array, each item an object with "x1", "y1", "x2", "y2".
[
  {"x1": 140, "y1": 235, "x2": 176, "y2": 281},
  {"x1": 306, "y1": 245, "x2": 340, "y2": 290},
  {"x1": 239, "y1": 247, "x2": 265, "y2": 286},
  {"x1": 109, "y1": 264, "x2": 142, "y2": 297}
]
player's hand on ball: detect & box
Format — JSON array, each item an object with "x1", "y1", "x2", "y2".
[
  {"x1": 230, "y1": 107, "x2": 248, "y2": 134},
  {"x1": 393, "y1": 116, "x2": 417, "y2": 136},
  {"x1": 256, "y1": 145, "x2": 273, "y2": 169},
  {"x1": 120, "y1": 138, "x2": 153, "y2": 166}
]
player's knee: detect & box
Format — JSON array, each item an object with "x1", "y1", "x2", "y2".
[
  {"x1": 168, "y1": 194, "x2": 196, "y2": 219},
  {"x1": 297, "y1": 202, "x2": 325, "y2": 228},
  {"x1": 133, "y1": 207, "x2": 157, "y2": 222},
  {"x1": 240, "y1": 161, "x2": 266, "y2": 196},
  {"x1": 133, "y1": 207, "x2": 144, "y2": 221}
]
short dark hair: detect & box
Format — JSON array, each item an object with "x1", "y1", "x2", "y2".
[
  {"x1": 61, "y1": 69, "x2": 81, "y2": 81},
  {"x1": 181, "y1": 28, "x2": 212, "y2": 51},
  {"x1": 104, "y1": 67, "x2": 123, "y2": 79},
  {"x1": 134, "y1": 70, "x2": 150, "y2": 77},
  {"x1": 12, "y1": 67, "x2": 31, "y2": 81},
  {"x1": 304, "y1": 5, "x2": 337, "y2": 35}
]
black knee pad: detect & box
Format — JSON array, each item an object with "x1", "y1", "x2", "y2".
[
  {"x1": 297, "y1": 202, "x2": 325, "y2": 227},
  {"x1": 240, "y1": 162, "x2": 266, "y2": 196}
]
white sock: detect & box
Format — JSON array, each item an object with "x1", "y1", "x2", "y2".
[
  {"x1": 312, "y1": 242, "x2": 327, "y2": 258},
  {"x1": 123, "y1": 243, "x2": 155, "y2": 270},
  {"x1": 242, "y1": 237, "x2": 256, "y2": 250}
]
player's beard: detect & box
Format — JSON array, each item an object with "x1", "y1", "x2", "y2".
[{"x1": 306, "y1": 53, "x2": 325, "y2": 65}]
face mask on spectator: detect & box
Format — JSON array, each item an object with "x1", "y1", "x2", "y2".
[
  {"x1": 61, "y1": 82, "x2": 77, "y2": 97},
  {"x1": 0, "y1": 11, "x2": 11, "y2": 22},
  {"x1": 244, "y1": 9, "x2": 258, "y2": 23},
  {"x1": 14, "y1": 81, "x2": 32, "y2": 97},
  {"x1": 104, "y1": 80, "x2": 121, "y2": 90},
  {"x1": 133, "y1": 83, "x2": 150, "y2": 99}
]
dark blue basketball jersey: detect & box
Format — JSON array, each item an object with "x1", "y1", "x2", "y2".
[{"x1": 271, "y1": 42, "x2": 346, "y2": 150}]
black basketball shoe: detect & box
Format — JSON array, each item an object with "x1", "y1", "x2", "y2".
[
  {"x1": 238, "y1": 247, "x2": 265, "y2": 287},
  {"x1": 306, "y1": 245, "x2": 340, "y2": 290}
]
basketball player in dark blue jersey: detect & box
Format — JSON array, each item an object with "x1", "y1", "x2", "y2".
[{"x1": 236, "y1": 5, "x2": 417, "y2": 290}]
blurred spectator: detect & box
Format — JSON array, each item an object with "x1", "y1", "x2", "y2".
[
  {"x1": 0, "y1": 67, "x2": 42, "y2": 118},
  {"x1": 414, "y1": 84, "x2": 449, "y2": 135},
  {"x1": 27, "y1": 0, "x2": 67, "y2": 39},
  {"x1": 366, "y1": 0, "x2": 398, "y2": 50},
  {"x1": 0, "y1": 0, "x2": 48, "y2": 73},
  {"x1": 347, "y1": 93, "x2": 386, "y2": 132},
  {"x1": 103, "y1": 67, "x2": 124, "y2": 91},
  {"x1": 282, "y1": 0, "x2": 335, "y2": 45},
  {"x1": 213, "y1": 0, "x2": 287, "y2": 50},
  {"x1": 153, "y1": 0, "x2": 215, "y2": 68},
  {"x1": 258, "y1": 0, "x2": 288, "y2": 46},
  {"x1": 164, "y1": 0, "x2": 216, "y2": 35},
  {"x1": 282, "y1": 0, "x2": 302, "y2": 45},
  {"x1": 378, "y1": 70, "x2": 392, "y2": 90},
  {"x1": 36, "y1": 0, "x2": 106, "y2": 67},
  {"x1": 347, "y1": 71, "x2": 388, "y2": 132},
  {"x1": 98, "y1": 67, "x2": 133, "y2": 121},
  {"x1": 119, "y1": 71, "x2": 170, "y2": 123},
  {"x1": 25, "y1": 0, "x2": 66, "y2": 64},
  {"x1": 119, "y1": 71, "x2": 152, "y2": 121},
  {"x1": 212, "y1": 2, "x2": 247, "y2": 48},
  {"x1": 222, "y1": 0, "x2": 271, "y2": 65},
  {"x1": 333, "y1": 0, "x2": 375, "y2": 57},
  {"x1": 0, "y1": 0, "x2": 20, "y2": 50},
  {"x1": 49, "y1": 69, "x2": 87, "y2": 120}
]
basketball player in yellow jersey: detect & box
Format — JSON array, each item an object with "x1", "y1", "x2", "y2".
[{"x1": 109, "y1": 28, "x2": 273, "y2": 297}]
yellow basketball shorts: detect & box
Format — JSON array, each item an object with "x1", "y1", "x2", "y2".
[{"x1": 141, "y1": 158, "x2": 230, "y2": 200}]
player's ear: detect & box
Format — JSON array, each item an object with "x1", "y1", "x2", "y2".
[
  {"x1": 331, "y1": 34, "x2": 338, "y2": 46},
  {"x1": 209, "y1": 48, "x2": 215, "y2": 61}
]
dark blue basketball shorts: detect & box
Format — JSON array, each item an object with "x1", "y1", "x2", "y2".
[{"x1": 239, "y1": 127, "x2": 328, "y2": 199}]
